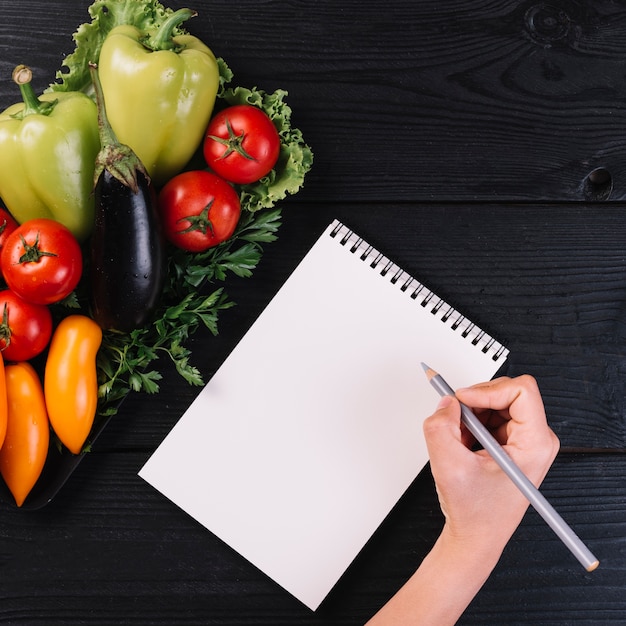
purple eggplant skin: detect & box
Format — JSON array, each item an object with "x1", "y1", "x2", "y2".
[{"x1": 89, "y1": 168, "x2": 166, "y2": 332}]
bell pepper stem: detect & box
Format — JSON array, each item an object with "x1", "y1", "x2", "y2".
[
  {"x1": 12, "y1": 65, "x2": 56, "y2": 118},
  {"x1": 144, "y1": 8, "x2": 197, "y2": 51}
]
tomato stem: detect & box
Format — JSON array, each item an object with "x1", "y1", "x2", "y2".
[
  {"x1": 208, "y1": 118, "x2": 258, "y2": 162},
  {"x1": 176, "y1": 201, "x2": 215, "y2": 236},
  {"x1": 0, "y1": 304, "x2": 12, "y2": 352},
  {"x1": 17, "y1": 232, "x2": 57, "y2": 264}
]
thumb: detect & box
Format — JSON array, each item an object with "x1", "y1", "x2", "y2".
[{"x1": 422, "y1": 394, "x2": 464, "y2": 459}]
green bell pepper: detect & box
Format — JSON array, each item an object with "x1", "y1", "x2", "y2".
[
  {"x1": 98, "y1": 8, "x2": 220, "y2": 186},
  {"x1": 0, "y1": 65, "x2": 100, "y2": 241}
]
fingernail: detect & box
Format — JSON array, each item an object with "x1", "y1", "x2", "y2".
[{"x1": 437, "y1": 395, "x2": 453, "y2": 410}]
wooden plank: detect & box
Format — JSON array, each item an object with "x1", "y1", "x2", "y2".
[
  {"x1": 317, "y1": 452, "x2": 626, "y2": 623},
  {"x1": 0, "y1": 2, "x2": 623, "y2": 624},
  {"x1": 459, "y1": 452, "x2": 626, "y2": 624},
  {"x1": 0, "y1": 451, "x2": 622, "y2": 624},
  {"x1": 2, "y1": 1, "x2": 626, "y2": 202}
]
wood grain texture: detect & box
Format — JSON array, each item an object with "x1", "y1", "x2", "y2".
[
  {"x1": 0, "y1": 0, "x2": 625, "y2": 623},
  {"x1": 2, "y1": 1, "x2": 626, "y2": 201},
  {"x1": 0, "y1": 452, "x2": 622, "y2": 624}
]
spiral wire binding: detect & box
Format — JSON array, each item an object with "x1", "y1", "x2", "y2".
[{"x1": 330, "y1": 220, "x2": 509, "y2": 363}]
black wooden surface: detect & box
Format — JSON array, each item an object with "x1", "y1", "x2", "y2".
[{"x1": 1, "y1": 1, "x2": 625, "y2": 624}]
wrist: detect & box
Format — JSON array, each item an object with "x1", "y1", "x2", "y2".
[
  {"x1": 366, "y1": 525, "x2": 504, "y2": 625},
  {"x1": 437, "y1": 523, "x2": 507, "y2": 575}
]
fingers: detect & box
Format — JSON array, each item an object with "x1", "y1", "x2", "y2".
[
  {"x1": 455, "y1": 374, "x2": 560, "y2": 480},
  {"x1": 456, "y1": 375, "x2": 547, "y2": 430},
  {"x1": 423, "y1": 395, "x2": 460, "y2": 449},
  {"x1": 424, "y1": 375, "x2": 560, "y2": 464}
]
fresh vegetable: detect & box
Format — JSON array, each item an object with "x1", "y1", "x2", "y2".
[
  {"x1": 219, "y1": 84, "x2": 314, "y2": 212},
  {"x1": 0, "y1": 208, "x2": 18, "y2": 258},
  {"x1": 0, "y1": 290, "x2": 53, "y2": 362},
  {"x1": 204, "y1": 104, "x2": 281, "y2": 185},
  {"x1": 52, "y1": 0, "x2": 314, "y2": 212},
  {"x1": 0, "y1": 66, "x2": 99, "y2": 241},
  {"x1": 95, "y1": 214, "x2": 277, "y2": 408},
  {"x1": 50, "y1": 0, "x2": 192, "y2": 94},
  {"x1": 0, "y1": 353, "x2": 7, "y2": 450},
  {"x1": 0, "y1": 362, "x2": 50, "y2": 507},
  {"x1": 97, "y1": 8, "x2": 220, "y2": 185},
  {"x1": 88, "y1": 63, "x2": 166, "y2": 332},
  {"x1": 42, "y1": 0, "x2": 312, "y2": 418},
  {"x1": 1, "y1": 218, "x2": 83, "y2": 306},
  {"x1": 0, "y1": 0, "x2": 315, "y2": 510},
  {"x1": 159, "y1": 171, "x2": 241, "y2": 252},
  {"x1": 45, "y1": 315, "x2": 103, "y2": 455}
]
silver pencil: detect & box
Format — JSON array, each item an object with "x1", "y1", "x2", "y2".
[{"x1": 421, "y1": 362, "x2": 599, "y2": 572}]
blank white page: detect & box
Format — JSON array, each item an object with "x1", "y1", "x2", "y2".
[{"x1": 139, "y1": 219, "x2": 508, "y2": 610}]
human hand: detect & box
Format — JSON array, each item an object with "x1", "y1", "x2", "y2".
[
  {"x1": 423, "y1": 375, "x2": 560, "y2": 555},
  {"x1": 366, "y1": 375, "x2": 560, "y2": 625}
]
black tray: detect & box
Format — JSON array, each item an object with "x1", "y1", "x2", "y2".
[{"x1": 0, "y1": 408, "x2": 115, "y2": 510}]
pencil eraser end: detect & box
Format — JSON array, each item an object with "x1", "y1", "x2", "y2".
[{"x1": 586, "y1": 560, "x2": 600, "y2": 573}]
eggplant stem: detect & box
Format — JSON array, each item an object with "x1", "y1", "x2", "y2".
[{"x1": 89, "y1": 62, "x2": 149, "y2": 193}]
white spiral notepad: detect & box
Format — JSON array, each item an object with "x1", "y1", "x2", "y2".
[{"x1": 139, "y1": 219, "x2": 509, "y2": 610}]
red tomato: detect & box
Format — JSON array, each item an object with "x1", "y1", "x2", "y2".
[
  {"x1": 0, "y1": 289, "x2": 52, "y2": 361},
  {"x1": 1, "y1": 218, "x2": 83, "y2": 305},
  {"x1": 203, "y1": 105, "x2": 281, "y2": 184},
  {"x1": 158, "y1": 171, "x2": 241, "y2": 252},
  {"x1": 0, "y1": 207, "x2": 18, "y2": 256}
]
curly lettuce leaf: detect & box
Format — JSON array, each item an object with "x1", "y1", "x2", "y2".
[
  {"x1": 221, "y1": 84, "x2": 314, "y2": 212},
  {"x1": 48, "y1": 0, "x2": 180, "y2": 94}
]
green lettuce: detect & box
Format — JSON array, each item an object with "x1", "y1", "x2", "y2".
[{"x1": 221, "y1": 83, "x2": 314, "y2": 212}]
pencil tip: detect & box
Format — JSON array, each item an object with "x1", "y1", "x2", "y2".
[{"x1": 421, "y1": 362, "x2": 436, "y2": 380}]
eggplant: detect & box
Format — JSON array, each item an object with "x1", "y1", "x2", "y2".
[
  {"x1": 90, "y1": 170, "x2": 165, "y2": 331},
  {"x1": 88, "y1": 63, "x2": 166, "y2": 332}
]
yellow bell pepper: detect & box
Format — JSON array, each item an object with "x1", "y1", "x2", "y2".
[
  {"x1": 0, "y1": 66, "x2": 100, "y2": 241},
  {"x1": 97, "y1": 8, "x2": 220, "y2": 185}
]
